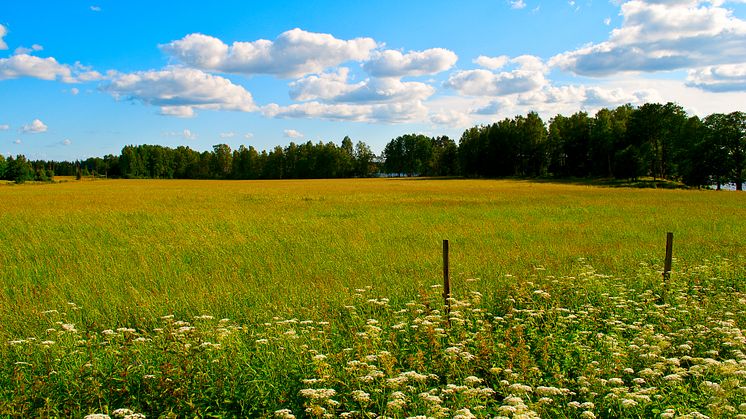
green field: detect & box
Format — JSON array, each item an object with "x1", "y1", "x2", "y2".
[{"x1": 1, "y1": 179, "x2": 744, "y2": 417}]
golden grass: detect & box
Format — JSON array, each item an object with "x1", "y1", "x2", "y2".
[{"x1": 0, "y1": 178, "x2": 743, "y2": 339}]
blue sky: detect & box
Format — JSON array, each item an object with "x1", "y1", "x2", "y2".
[{"x1": 1, "y1": 0, "x2": 745, "y2": 161}]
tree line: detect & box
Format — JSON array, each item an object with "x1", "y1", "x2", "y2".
[
  {"x1": 1, "y1": 102, "x2": 743, "y2": 190},
  {"x1": 384, "y1": 103, "x2": 744, "y2": 190}
]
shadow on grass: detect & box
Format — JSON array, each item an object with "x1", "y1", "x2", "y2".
[{"x1": 387, "y1": 175, "x2": 695, "y2": 189}]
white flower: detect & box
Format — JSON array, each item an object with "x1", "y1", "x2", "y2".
[
  {"x1": 351, "y1": 390, "x2": 371, "y2": 403},
  {"x1": 621, "y1": 398, "x2": 637, "y2": 408},
  {"x1": 274, "y1": 409, "x2": 296, "y2": 419}
]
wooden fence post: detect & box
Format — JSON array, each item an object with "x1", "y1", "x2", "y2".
[
  {"x1": 443, "y1": 239, "x2": 451, "y2": 316},
  {"x1": 662, "y1": 232, "x2": 674, "y2": 302}
]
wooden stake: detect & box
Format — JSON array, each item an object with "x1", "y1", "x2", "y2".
[
  {"x1": 662, "y1": 232, "x2": 674, "y2": 302},
  {"x1": 443, "y1": 239, "x2": 451, "y2": 316}
]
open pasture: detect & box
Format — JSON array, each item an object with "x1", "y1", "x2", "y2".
[{"x1": 0, "y1": 179, "x2": 744, "y2": 417}]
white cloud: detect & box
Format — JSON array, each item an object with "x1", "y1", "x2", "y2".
[
  {"x1": 604, "y1": 17, "x2": 612, "y2": 26},
  {"x1": 90, "y1": 5, "x2": 101, "y2": 12},
  {"x1": 219, "y1": 131, "x2": 236, "y2": 138},
  {"x1": 0, "y1": 24, "x2": 7, "y2": 50},
  {"x1": 472, "y1": 98, "x2": 513, "y2": 115},
  {"x1": 183, "y1": 129, "x2": 197, "y2": 140},
  {"x1": 264, "y1": 100, "x2": 428, "y2": 123},
  {"x1": 62, "y1": 139, "x2": 71, "y2": 145},
  {"x1": 21, "y1": 119, "x2": 48, "y2": 133},
  {"x1": 445, "y1": 55, "x2": 549, "y2": 96},
  {"x1": 0, "y1": 54, "x2": 101, "y2": 83},
  {"x1": 0, "y1": 124, "x2": 8, "y2": 130},
  {"x1": 289, "y1": 67, "x2": 435, "y2": 104},
  {"x1": 510, "y1": 0, "x2": 527, "y2": 9},
  {"x1": 162, "y1": 28, "x2": 378, "y2": 78},
  {"x1": 363, "y1": 48, "x2": 458, "y2": 77},
  {"x1": 244, "y1": 132, "x2": 254, "y2": 139},
  {"x1": 474, "y1": 55, "x2": 510, "y2": 70},
  {"x1": 70, "y1": 87, "x2": 80, "y2": 95},
  {"x1": 0, "y1": 54, "x2": 73, "y2": 82},
  {"x1": 14, "y1": 139, "x2": 21, "y2": 144},
  {"x1": 14, "y1": 44, "x2": 43, "y2": 55},
  {"x1": 687, "y1": 63, "x2": 746, "y2": 91},
  {"x1": 550, "y1": 0, "x2": 746, "y2": 76},
  {"x1": 104, "y1": 67, "x2": 256, "y2": 117},
  {"x1": 430, "y1": 110, "x2": 472, "y2": 127},
  {"x1": 446, "y1": 68, "x2": 545, "y2": 96},
  {"x1": 283, "y1": 129, "x2": 304, "y2": 138}
]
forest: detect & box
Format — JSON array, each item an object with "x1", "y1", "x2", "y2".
[{"x1": 1, "y1": 102, "x2": 744, "y2": 190}]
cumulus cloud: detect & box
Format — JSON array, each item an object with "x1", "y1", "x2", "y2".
[
  {"x1": 550, "y1": 0, "x2": 746, "y2": 76},
  {"x1": 62, "y1": 139, "x2": 72, "y2": 145},
  {"x1": 219, "y1": 131, "x2": 236, "y2": 138},
  {"x1": 289, "y1": 67, "x2": 435, "y2": 104},
  {"x1": 104, "y1": 67, "x2": 256, "y2": 117},
  {"x1": 14, "y1": 139, "x2": 21, "y2": 144},
  {"x1": 162, "y1": 28, "x2": 377, "y2": 78},
  {"x1": 474, "y1": 55, "x2": 510, "y2": 70},
  {"x1": 445, "y1": 55, "x2": 548, "y2": 96},
  {"x1": 430, "y1": 110, "x2": 472, "y2": 127},
  {"x1": 0, "y1": 54, "x2": 102, "y2": 83},
  {"x1": 264, "y1": 100, "x2": 428, "y2": 123},
  {"x1": 70, "y1": 87, "x2": 80, "y2": 95},
  {"x1": 363, "y1": 48, "x2": 458, "y2": 78},
  {"x1": 182, "y1": 129, "x2": 197, "y2": 140},
  {"x1": 21, "y1": 119, "x2": 48, "y2": 133},
  {"x1": 687, "y1": 63, "x2": 746, "y2": 91},
  {"x1": 283, "y1": 129, "x2": 304, "y2": 138},
  {"x1": 244, "y1": 132, "x2": 254, "y2": 139},
  {"x1": 0, "y1": 124, "x2": 9, "y2": 131},
  {"x1": 0, "y1": 24, "x2": 7, "y2": 50},
  {"x1": 90, "y1": 5, "x2": 101, "y2": 12}
]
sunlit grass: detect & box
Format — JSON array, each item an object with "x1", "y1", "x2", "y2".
[
  {"x1": 0, "y1": 178, "x2": 744, "y2": 416},
  {"x1": 0, "y1": 178, "x2": 743, "y2": 338}
]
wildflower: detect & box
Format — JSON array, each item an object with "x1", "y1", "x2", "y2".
[
  {"x1": 508, "y1": 383, "x2": 533, "y2": 394},
  {"x1": 621, "y1": 399, "x2": 638, "y2": 408},
  {"x1": 580, "y1": 411, "x2": 596, "y2": 419},
  {"x1": 299, "y1": 388, "x2": 337, "y2": 400},
  {"x1": 387, "y1": 398, "x2": 406, "y2": 410},
  {"x1": 351, "y1": 390, "x2": 371, "y2": 403},
  {"x1": 274, "y1": 409, "x2": 296, "y2": 419},
  {"x1": 464, "y1": 376, "x2": 483, "y2": 386},
  {"x1": 418, "y1": 392, "x2": 442, "y2": 404},
  {"x1": 84, "y1": 415, "x2": 111, "y2": 419},
  {"x1": 61, "y1": 323, "x2": 76, "y2": 332},
  {"x1": 536, "y1": 386, "x2": 564, "y2": 396},
  {"x1": 664, "y1": 374, "x2": 683, "y2": 383},
  {"x1": 453, "y1": 408, "x2": 476, "y2": 419}
]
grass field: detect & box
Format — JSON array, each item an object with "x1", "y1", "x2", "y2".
[{"x1": 0, "y1": 179, "x2": 744, "y2": 417}]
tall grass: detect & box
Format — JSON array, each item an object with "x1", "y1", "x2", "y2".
[
  {"x1": 0, "y1": 178, "x2": 744, "y2": 416},
  {"x1": 0, "y1": 179, "x2": 743, "y2": 339}
]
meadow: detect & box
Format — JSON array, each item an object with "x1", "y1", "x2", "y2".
[{"x1": 0, "y1": 178, "x2": 744, "y2": 418}]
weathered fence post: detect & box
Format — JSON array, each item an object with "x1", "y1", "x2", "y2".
[
  {"x1": 661, "y1": 232, "x2": 674, "y2": 302},
  {"x1": 443, "y1": 239, "x2": 451, "y2": 316}
]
